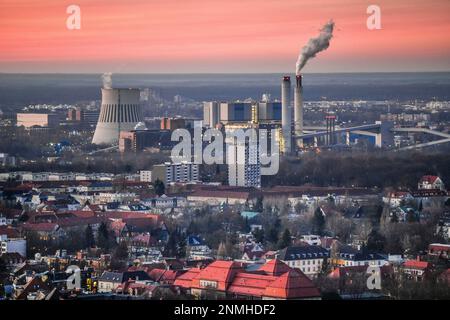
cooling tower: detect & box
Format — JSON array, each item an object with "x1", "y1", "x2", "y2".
[
  {"x1": 281, "y1": 76, "x2": 292, "y2": 154},
  {"x1": 294, "y1": 75, "x2": 303, "y2": 148},
  {"x1": 92, "y1": 88, "x2": 142, "y2": 145}
]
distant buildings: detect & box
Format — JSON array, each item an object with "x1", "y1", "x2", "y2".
[
  {"x1": 119, "y1": 129, "x2": 155, "y2": 153},
  {"x1": 225, "y1": 123, "x2": 261, "y2": 188},
  {"x1": 139, "y1": 170, "x2": 152, "y2": 182},
  {"x1": 151, "y1": 162, "x2": 199, "y2": 185},
  {"x1": 160, "y1": 117, "x2": 185, "y2": 131},
  {"x1": 16, "y1": 113, "x2": 60, "y2": 128},
  {"x1": 67, "y1": 107, "x2": 100, "y2": 127}
]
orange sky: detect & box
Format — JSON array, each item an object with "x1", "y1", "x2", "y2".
[{"x1": 0, "y1": 0, "x2": 449, "y2": 73}]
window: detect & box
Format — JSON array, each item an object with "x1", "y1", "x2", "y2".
[{"x1": 199, "y1": 280, "x2": 218, "y2": 289}]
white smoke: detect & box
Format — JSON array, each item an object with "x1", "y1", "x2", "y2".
[
  {"x1": 102, "y1": 72, "x2": 113, "y2": 89},
  {"x1": 296, "y1": 20, "x2": 335, "y2": 75}
]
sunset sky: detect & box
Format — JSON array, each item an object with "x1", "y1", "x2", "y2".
[{"x1": 0, "y1": 0, "x2": 449, "y2": 73}]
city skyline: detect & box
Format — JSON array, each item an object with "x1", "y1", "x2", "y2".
[{"x1": 1, "y1": 0, "x2": 450, "y2": 73}]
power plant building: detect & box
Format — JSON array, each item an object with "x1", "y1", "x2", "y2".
[
  {"x1": 92, "y1": 88, "x2": 142, "y2": 145},
  {"x1": 220, "y1": 102, "x2": 252, "y2": 123},
  {"x1": 16, "y1": 113, "x2": 60, "y2": 128}
]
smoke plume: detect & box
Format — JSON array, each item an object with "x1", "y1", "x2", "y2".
[
  {"x1": 296, "y1": 20, "x2": 335, "y2": 74},
  {"x1": 102, "y1": 72, "x2": 113, "y2": 89}
]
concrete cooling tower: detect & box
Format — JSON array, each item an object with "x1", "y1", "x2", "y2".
[{"x1": 92, "y1": 88, "x2": 142, "y2": 145}]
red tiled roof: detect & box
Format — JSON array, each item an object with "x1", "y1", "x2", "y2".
[
  {"x1": 0, "y1": 226, "x2": 20, "y2": 238},
  {"x1": 21, "y1": 222, "x2": 59, "y2": 232},
  {"x1": 257, "y1": 259, "x2": 291, "y2": 276},
  {"x1": 403, "y1": 260, "x2": 429, "y2": 270},
  {"x1": 68, "y1": 210, "x2": 96, "y2": 218},
  {"x1": 189, "y1": 190, "x2": 251, "y2": 200},
  {"x1": 174, "y1": 259, "x2": 321, "y2": 299},
  {"x1": 428, "y1": 243, "x2": 450, "y2": 252},
  {"x1": 264, "y1": 270, "x2": 320, "y2": 299},
  {"x1": 148, "y1": 269, "x2": 182, "y2": 284},
  {"x1": 228, "y1": 272, "x2": 277, "y2": 297},
  {"x1": 191, "y1": 261, "x2": 243, "y2": 291},
  {"x1": 56, "y1": 216, "x2": 104, "y2": 228},
  {"x1": 173, "y1": 268, "x2": 201, "y2": 288},
  {"x1": 420, "y1": 175, "x2": 439, "y2": 184}
]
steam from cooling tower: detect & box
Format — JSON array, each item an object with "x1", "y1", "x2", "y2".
[
  {"x1": 102, "y1": 72, "x2": 113, "y2": 89},
  {"x1": 295, "y1": 20, "x2": 334, "y2": 74}
]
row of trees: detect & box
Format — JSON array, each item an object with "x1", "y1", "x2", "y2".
[{"x1": 264, "y1": 150, "x2": 450, "y2": 189}]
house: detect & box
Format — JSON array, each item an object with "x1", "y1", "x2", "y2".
[
  {"x1": 382, "y1": 191, "x2": 413, "y2": 207},
  {"x1": 277, "y1": 245, "x2": 330, "y2": 279},
  {"x1": 21, "y1": 222, "x2": 65, "y2": 241},
  {"x1": 299, "y1": 234, "x2": 322, "y2": 246},
  {"x1": 186, "y1": 235, "x2": 212, "y2": 260},
  {"x1": 14, "y1": 276, "x2": 52, "y2": 300},
  {"x1": 241, "y1": 241, "x2": 265, "y2": 261},
  {"x1": 418, "y1": 175, "x2": 445, "y2": 191},
  {"x1": 436, "y1": 216, "x2": 450, "y2": 240},
  {"x1": 174, "y1": 259, "x2": 321, "y2": 300},
  {"x1": 98, "y1": 270, "x2": 151, "y2": 293},
  {"x1": 332, "y1": 246, "x2": 388, "y2": 268},
  {"x1": 0, "y1": 234, "x2": 26, "y2": 257},
  {"x1": 0, "y1": 252, "x2": 25, "y2": 267},
  {"x1": 400, "y1": 259, "x2": 431, "y2": 281},
  {"x1": 428, "y1": 243, "x2": 450, "y2": 260}
]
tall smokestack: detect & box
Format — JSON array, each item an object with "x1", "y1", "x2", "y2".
[
  {"x1": 281, "y1": 76, "x2": 292, "y2": 154},
  {"x1": 294, "y1": 74, "x2": 303, "y2": 148}
]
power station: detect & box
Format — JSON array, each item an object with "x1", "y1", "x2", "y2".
[{"x1": 92, "y1": 88, "x2": 142, "y2": 145}]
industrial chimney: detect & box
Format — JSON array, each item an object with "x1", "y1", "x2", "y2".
[
  {"x1": 294, "y1": 74, "x2": 303, "y2": 148},
  {"x1": 281, "y1": 76, "x2": 292, "y2": 154},
  {"x1": 92, "y1": 88, "x2": 142, "y2": 145}
]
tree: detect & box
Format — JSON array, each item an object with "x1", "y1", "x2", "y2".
[
  {"x1": 254, "y1": 196, "x2": 263, "y2": 212},
  {"x1": 164, "y1": 228, "x2": 185, "y2": 258},
  {"x1": 405, "y1": 210, "x2": 419, "y2": 223},
  {"x1": 110, "y1": 241, "x2": 129, "y2": 271},
  {"x1": 366, "y1": 228, "x2": 385, "y2": 252},
  {"x1": 277, "y1": 228, "x2": 291, "y2": 249},
  {"x1": 97, "y1": 222, "x2": 111, "y2": 251},
  {"x1": 112, "y1": 241, "x2": 129, "y2": 261},
  {"x1": 312, "y1": 207, "x2": 326, "y2": 235},
  {"x1": 85, "y1": 225, "x2": 95, "y2": 248},
  {"x1": 252, "y1": 228, "x2": 264, "y2": 244},
  {"x1": 154, "y1": 179, "x2": 165, "y2": 197}
]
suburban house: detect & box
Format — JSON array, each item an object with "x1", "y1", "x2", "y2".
[
  {"x1": 418, "y1": 175, "x2": 445, "y2": 191},
  {"x1": 400, "y1": 259, "x2": 431, "y2": 281},
  {"x1": 98, "y1": 270, "x2": 151, "y2": 293}
]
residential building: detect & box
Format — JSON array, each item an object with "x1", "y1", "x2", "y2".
[
  {"x1": 98, "y1": 271, "x2": 151, "y2": 293},
  {"x1": 332, "y1": 246, "x2": 388, "y2": 268},
  {"x1": 418, "y1": 175, "x2": 445, "y2": 191},
  {"x1": 140, "y1": 170, "x2": 152, "y2": 182},
  {"x1": 0, "y1": 234, "x2": 26, "y2": 257},
  {"x1": 151, "y1": 162, "x2": 199, "y2": 185},
  {"x1": 277, "y1": 245, "x2": 329, "y2": 279},
  {"x1": 400, "y1": 259, "x2": 431, "y2": 281}
]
